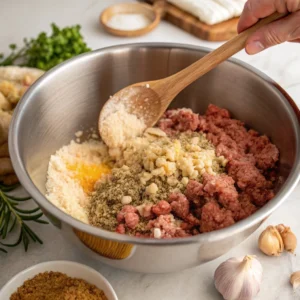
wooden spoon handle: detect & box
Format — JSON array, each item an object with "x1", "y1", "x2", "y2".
[{"x1": 164, "y1": 12, "x2": 287, "y2": 98}]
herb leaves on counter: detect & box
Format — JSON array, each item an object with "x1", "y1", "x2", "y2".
[
  {"x1": 0, "y1": 23, "x2": 91, "y2": 70},
  {"x1": 0, "y1": 184, "x2": 48, "y2": 253}
]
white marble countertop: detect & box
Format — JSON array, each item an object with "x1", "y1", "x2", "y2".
[{"x1": 1, "y1": 1, "x2": 300, "y2": 299}]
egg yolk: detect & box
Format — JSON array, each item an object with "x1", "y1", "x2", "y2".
[{"x1": 67, "y1": 162, "x2": 111, "y2": 193}]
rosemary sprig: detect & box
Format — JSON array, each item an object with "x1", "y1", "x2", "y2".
[{"x1": 0, "y1": 184, "x2": 48, "y2": 253}]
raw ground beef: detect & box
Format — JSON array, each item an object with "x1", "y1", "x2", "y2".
[
  {"x1": 117, "y1": 205, "x2": 140, "y2": 229},
  {"x1": 158, "y1": 108, "x2": 200, "y2": 135},
  {"x1": 115, "y1": 105, "x2": 279, "y2": 238}
]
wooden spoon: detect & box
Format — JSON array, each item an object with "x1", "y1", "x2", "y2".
[{"x1": 99, "y1": 12, "x2": 286, "y2": 145}]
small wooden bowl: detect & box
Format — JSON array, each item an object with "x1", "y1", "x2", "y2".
[{"x1": 100, "y1": 2, "x2": 161, "y2": 37}]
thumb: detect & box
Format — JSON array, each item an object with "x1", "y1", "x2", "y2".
[{"x1": 245, "y1": 12, "x2": 300, "y2": 55}]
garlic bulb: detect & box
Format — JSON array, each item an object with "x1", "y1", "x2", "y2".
[
  {"x1": 258, "y1": 225, "x2": 284, "y2": 256},
  {"x1": 276, "y1": 224, "x2": 297, "y2": 253},
  {"x1": 290, "y1": 271, "x2": 300, "y2": 289},
  {"x1": 214, "y1": 255, "x2": 263, "y2": 300}
]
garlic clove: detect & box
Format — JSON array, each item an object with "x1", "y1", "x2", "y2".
[
  {"x1": 214, "y1": 255, "x2": 263, "y2": 300},
  {"x1": 276, "y1": 224, "x2": 286, "y2": 233},
  {"x1": 258, "y1": 225, "x2": 284, "y2": 256},
  {"x1": 276, "y1": 224, "x2": 297, "y2": 254},
  {"x1": 290, "y1": 271, "x2": 300, "y2": 289},
  {"x1": 284, "y1": 232, "x2": 297, "y2": 253}
]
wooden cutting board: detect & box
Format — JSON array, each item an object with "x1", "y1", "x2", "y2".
[{"x1": 143, "y1": 0, "x2": 240, "y2": 41}]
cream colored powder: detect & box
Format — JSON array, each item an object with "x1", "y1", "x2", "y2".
[
  {"x1": 45, "y1": 140, "x2": 110, "y2": 223},
  {"x1": 100, "y1": 101, "x2": 146, "y2": 149}
]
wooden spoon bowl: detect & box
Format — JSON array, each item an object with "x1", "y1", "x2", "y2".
[
  {"x1": 100, "y1": 2, "x2": 162, "y2": 37},
  {"x1": 99, "y1": 85, "x2": 162, "y2": 128}
]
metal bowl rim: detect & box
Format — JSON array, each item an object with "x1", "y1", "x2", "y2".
[{"x1": 9, "y1": 42, "x2": 300, "y2": 246}]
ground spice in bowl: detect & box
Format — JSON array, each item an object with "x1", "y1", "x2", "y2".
[{"x1": 10, "y1": 271, "x2": 108, "y2": 300}]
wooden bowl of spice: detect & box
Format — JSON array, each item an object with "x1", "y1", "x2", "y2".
[{"x1": 0, "y1": 261, "x2": 118, "y2": 300}]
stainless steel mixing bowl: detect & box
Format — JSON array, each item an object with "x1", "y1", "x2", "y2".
[{"x1": 9, "y1": 43, "x2": 300, "y2": 273}]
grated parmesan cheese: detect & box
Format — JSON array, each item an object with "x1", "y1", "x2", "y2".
[
  {"x1": 45, "y1": 140, "x2": 111, "y2": 223},
  {"x1": 100, "y1": 100, "x2": 146, "y2": 149}
]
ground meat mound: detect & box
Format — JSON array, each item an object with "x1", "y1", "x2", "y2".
[
  {"x1": 202, "y1": 173, "x2": 240, "y2": 213},
  {"x1": 200, "y1": 201, "x2": 235, "y2": 233},
  {"x1": 117, "y1": 205, "x2": 139, "y2": 230},
  {"x1": 169, "y1": 193, "x2": 190, "y2": 219},
  {"x1": 152, "y1": 200, "x2": 171, "y2": 216},
  {"x1": 249, "y1": 135, "x2": 279, "y2": 170},
  {"x1": 115, "y1": 105, "x2": 279, "y2": 237},
  {"x1": 147, "y1": 214, "x2": 190, "y2": 238},
  {"x1": 158, "y1": 108, "x2": 200, "y2": 134}
]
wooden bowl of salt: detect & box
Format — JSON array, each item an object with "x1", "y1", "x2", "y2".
[{"x1": 100, "y1": 2, "x2": 165, "y2": 37}]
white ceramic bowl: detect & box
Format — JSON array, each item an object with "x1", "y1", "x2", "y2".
[{"x1": 0, "y1": 260, "x2": 118, "y2": 300}]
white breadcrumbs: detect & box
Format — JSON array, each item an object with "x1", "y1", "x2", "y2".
[
  {"x1": 100, "y1": 101, "x2": 146, "y2": 149},
  {"x1": 45, "y1": 140, "x2": 111, "y2": 223}
]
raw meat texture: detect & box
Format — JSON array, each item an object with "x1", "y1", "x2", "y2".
[
  {"x1": 116, "y1": 224, "x2": 126, "y2": 234},
  {"x1": 249, "y1": 136, "x2": 279, "y2": 170},
  {"x1": 125, "y1": 212, "x2": 139, "y2": 229},
  {"x1": 200, "y1": 201, "x2": 235, "y2": 233},
  {"x1": 117, "y1": 205, "x2": 139, "y2": 230},
  {"x1": 185, "y1": 180, "x2": 204, "y2": 207},
  {"x1": 117, "y1": 205, "x2": 137, "y2": 223},
  {"x1": 169, "y1": 193, "x2": 190, "y2": 219},
  {"x1": 202, "y1": 173, "x2": 240, "y2": 214},
  {"x1": 152, "y1": 200, "x2": 172, "y2": 216},
  {"x1": 147, "y1": 215, "x2": 179, "y2": 238},
  {"x1": 227, "y1": 160, "x2": 268, "y2": 190},
  {"x1": 158, "y1": 109, "x2": 200, "y2": 134},
  {"x1": 114, "y1": 105, "x2": 279, "y2": 237}
]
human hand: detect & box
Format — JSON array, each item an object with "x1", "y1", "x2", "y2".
[{"x1": 238, "y1": 0, "x2": 300, "y2": 54}]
